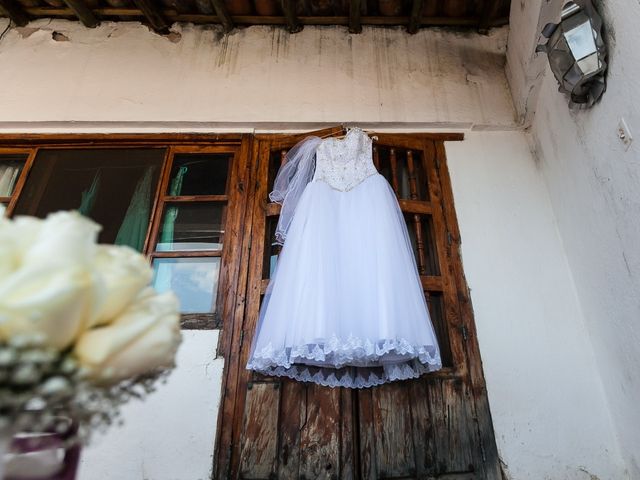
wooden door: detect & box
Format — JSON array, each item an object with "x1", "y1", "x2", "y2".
[{"x1": 214, "y1": 129, "x2": 502, "y2": 479}]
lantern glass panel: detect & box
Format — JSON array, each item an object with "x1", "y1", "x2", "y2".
[
  {"x1": 577, "y1": 52, "x2": 600, "y2": 75},
  {"x1": 564, "y1": 18, "x2": 596, "y2": 61}
]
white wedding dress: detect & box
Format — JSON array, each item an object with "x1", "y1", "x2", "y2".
[{"x1": 246, "y1": 128, "x2": 442, "y2": 388}]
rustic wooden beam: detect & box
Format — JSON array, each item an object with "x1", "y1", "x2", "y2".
[
  {"x1": 348, "y1": 0, "x2": 361, "y2": 33},
  {"x1": 62, "y1": 0, "x2": 99, "y2": 28},
  {"x1": 132, "y1": 0, "x2": 169, "y2": 33},
  {"x1": 20, "y1": 6, "x2": 510, "y2": 28},
  {"x1": 407, "y1": 0, "x2": 423, "y2": 33},
  {"x1": 0, "y1": 0, "x2": 29, "y2": 27},
  {"x1": 209, "y1": 0, "x2": 233, "y2": 32},
  {"x1": 478, "y1": 0, "x2": 501, "y2": 33},
  {"x1": 280, "y1": 0, "x2": 301, "y2": 33}
]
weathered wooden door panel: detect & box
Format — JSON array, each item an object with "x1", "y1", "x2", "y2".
[
  {"x1": 239, "y1": 382, "x2": 281, "y2": 479},
  {"x1": 214, "y1": 129, "x2": 501, "y2": 480}
]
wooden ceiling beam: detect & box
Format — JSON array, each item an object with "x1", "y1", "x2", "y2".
[
  {"x1": 209, "y1": 0, "x2": 233, "y2": 32},
  {"x1": 132, "y1": 0, "x2": 169, "y2": 33},
  {"x1": 18, "y1": 6, "x2": 510, "y2": 29},
  {"x1": 407, "y1": 0, "x2": 423, "y2": 34},
  {"x1": 348, "y1": 0, "x2": 361, "y2": 33},
  {"x1": 280, "y1": 0, "x2": 301, "y2": 33},
  {"x1": 62, "y1": 0, "x2": 99, "y2": 28},
  {"x1": 0, "y1": 0, "x2": 29, "y2": 27},
  {"x1": 478, "y1": 0, "x2": 501, "y2": 33}
]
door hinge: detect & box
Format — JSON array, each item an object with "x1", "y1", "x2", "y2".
[{"x1": 461, "y1": 325, "x2": 468, "y2": 341}]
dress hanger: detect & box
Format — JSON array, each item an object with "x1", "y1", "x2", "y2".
[{"x1": 320, "y1": 126, "x2": 378, "y2": 142}]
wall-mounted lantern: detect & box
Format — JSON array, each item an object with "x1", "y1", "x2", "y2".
[{"x1": 536, "y1": 0, "x2": 607, "y2": 108}]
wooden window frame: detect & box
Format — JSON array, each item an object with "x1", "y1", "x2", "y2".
[{"x1": 0, "y1": 134, "x2": 252, "y2": 332}]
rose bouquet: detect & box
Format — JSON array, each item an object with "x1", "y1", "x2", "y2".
[{"x1": 0, "y1": 208, "x2": 181, "y2": 478}]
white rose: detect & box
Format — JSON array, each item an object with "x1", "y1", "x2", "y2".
[
  {"x1": 0, "y1": 214, "x2": 42, "y2": 278},
  {"x1": 91, "y1": 245, "x2": 153, "y2": 326},
  {"x1": 74, "y1": 289, "x2": 181, "y2": 384},
  {"x1": 0, "y1": 264, "x2": 100, "y2": 349},
  {"x1": 22, "y1": 211, "x2": 100, "y2": 268}
]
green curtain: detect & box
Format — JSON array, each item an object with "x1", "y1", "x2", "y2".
[
  {"x1": 78, "y1": 171, "x2": 101, "y2": 216},
  {"x1": 158, "y1": 166, "x2": 188, "y2": 250},
  {"x1": 115, "y1": 166, "x2": 155, "y2": 252}
]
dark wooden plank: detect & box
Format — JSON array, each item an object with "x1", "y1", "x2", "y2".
[
  {"x1": 209, "y1": 0, "x2": 233, "y2": 32},
  {"x1": 213, "y1": 137, "x2": 261, "y2": 479},
  {"x1": 62, "y1": 0, "x2": 99, "y2": 27},
  {"x1": 433, "y1": 141, "x2": 502, "y2": 478},
  {"x1": 5, "y1": 148, "x2": 36, "y2": 218},
  {"x1": 280, "y1": 0, "x2": 302, "y2": 33},
  {"x1": 407, "y1": 0, "x2": 423, "y2": 34},
  {"x1": 389, "y1": 148, "x2": 399, "y2": 194},
  {"x1": 132, "y1": 0, "x2": 169, "y2": 33},
  {"x1": 0, "y1": 133, "x2": 243, "y2": 147},
  {"x1": 21, "y1": 7, "x2": 509, "y2": 28},
  {"x1": 397, "y1": 198, "x2": 433, "y2": 214},
  {"x1": 409, "y1": 379, "x2": 437, "y2": 477},
  {"x1": 428, "y1": 379, "x2": 475, "y2": 474},
  {"x1": 163, "y1": 194, "x2": 229, "y2": 202},
  {"x1": 348, "y1": 0, "x2": 361, "y2": 33},
  {"x1": 299, "y1": 384, "x2": 342, "y2": 478},
  {"x1": 277, "y1": 380, "x2": 305, "y2": 478},
  {"x1": 479, "y1": 0, "x2": 502, "y2": 33},
  {"x1": 339, "y1": 389, "x2": 356, "y2": 480},
  {"x1": 357, "y1": 388, "x2": 376, "y2": 479},
  {"x1": 422, "y1": 140, "x2": 466, "y2": 370},
  {"x1": 371, "y1": 383, "x2": 416, "y2": 478},
  {"x1": 238, "y1": 382, "x2": 281, "y2": 478},
  {"x1": 180, "y1": 312, "x2": 220, "y2": 329},
  {"x1": 0, "y1": 0, "x2": 29, "y2": 26}
]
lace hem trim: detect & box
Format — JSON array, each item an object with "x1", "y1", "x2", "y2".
[{"x1": 247, "y1": 337, "x2": 442, "y2": 388}]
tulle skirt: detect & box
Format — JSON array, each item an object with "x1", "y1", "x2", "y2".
[{"x1": 247, "y1": 174, "x2": 442, "y2": 388}]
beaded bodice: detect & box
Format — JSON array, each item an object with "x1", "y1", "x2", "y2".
[{"x1": 313, "y1": 128, "x2": 378, "y2": 192}]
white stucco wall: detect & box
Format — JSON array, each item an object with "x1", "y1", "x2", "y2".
[
  {"x1": 506, "y1": 0, "x2": 640, "y2": 477},
  {"x1": 447, "y1": 132, "x2": 625, "y2": 480},
  {"x1": 0, "y1": 19, "x2": 514, "y2": 130},
  {"x1": 0, "y1": 16, "x2": 629, "y2": 480},
  {"x1": 78, "y1": 331, "x2": 224, "y2": 480}
]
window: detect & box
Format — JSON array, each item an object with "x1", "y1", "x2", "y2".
[
  {"x1": 3, "y1": 137, "x2": 247, "y2": 325},
  {"x1": 0, "y1": 151, "x2": 29, "y2": 209},
  {"x1": 149, "y1": 149, "x2": 234, "y2": 321},
  {"x1": 14, "y1": 148, "x2": 164, "y2": 250}
]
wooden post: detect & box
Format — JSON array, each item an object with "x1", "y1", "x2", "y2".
[
  {"x1": 62, "y1": 0, "x2": 99, "y2": 28},
  {"x1": 349, "y1": 0, "x2": 361, "y2": 34},
  {"x1": 209, "y1": 0, "x2": 234, "y2": 32},
  {"x1": 0, "y1": 0, "x2": 29, "y2": 27},
  {"x1": 407, "y1": 0, "x2": 423, "y2": 34},
  {"x1": 478, "y1": 0, "x2": 501, "y2": 33},
  {"x1": 132, "y1": 0, "x2": 169, "y2": 33},
  {"x1": 280, "y1": 0, "x2": 301, "y2": 33},
  {"x1": 389, "y1": 147, "x2": 399, "y2": 194},
  {"x1": 407, "y1": 150, "x2": 427, "y2": 274}
]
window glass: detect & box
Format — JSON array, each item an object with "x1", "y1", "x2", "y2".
[
  {"x1": 13, "y1": 148, "x2": 164, "y2": 251},
  {"x1": 156, "y1": 202, "x2": 225, "y2": 252},
  {"x1": 152, "y1": 257, "x2": 221, "y2": 314},
  {"x1": 0, "y1": 154, "x2": 27, "y2": 197},
  {"x1": 168, "y1": 154, "x2": 231, "y2": 196}
]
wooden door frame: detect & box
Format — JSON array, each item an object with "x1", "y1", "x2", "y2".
[{"x1": 213, "y1": 129, "x2": 501, "y2": 479}]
